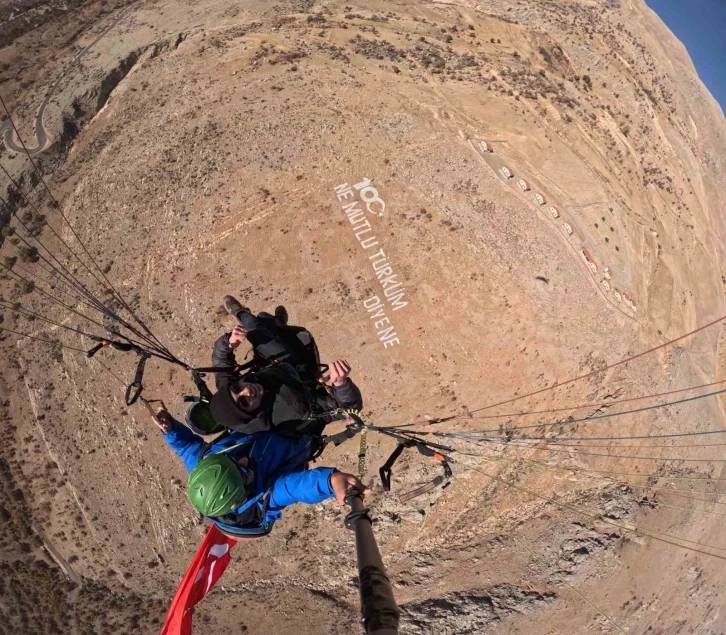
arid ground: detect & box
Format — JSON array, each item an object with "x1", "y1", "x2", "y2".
[{"x1": 2, "y1": 0, "x2": 726, "y2": 633}]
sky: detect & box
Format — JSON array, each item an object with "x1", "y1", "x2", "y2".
[{"x1": 645, "y1": 0, "x2": 726, "y2": 113}]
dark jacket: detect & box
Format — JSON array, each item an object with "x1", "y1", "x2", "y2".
[{"x1": 210, "y1": 313, "x2": 363, "y2": 435}]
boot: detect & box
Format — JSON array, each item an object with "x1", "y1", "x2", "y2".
[
  {"x1": 274, "y1": 305, "x2": 289, "y2": 327},
  {"x1": 222, "y1": 295, "x2": 250, "y2": 322}
]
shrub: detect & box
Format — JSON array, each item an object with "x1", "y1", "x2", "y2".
[
  {"x1": 18, "y1": 246, "x2": 39, "y2": 263},
  {"x1": 17, "y1": 279, "x2": 34, "y2": 295}
]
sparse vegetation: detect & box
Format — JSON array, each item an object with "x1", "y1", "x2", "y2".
[
  {"x1": 18, "y1": 246, "x2": 39, "y2": 264},
  {"x1": 0, "y1": 1, "x2": 721, "y2": 633}
]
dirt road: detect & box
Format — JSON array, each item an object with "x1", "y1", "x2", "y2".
[{"x1": 0, "y1": 4, "x2": 134, "y2": 154}]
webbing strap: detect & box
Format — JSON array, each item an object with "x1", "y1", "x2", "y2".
[
  {"x1": 343, "y1": 487, "x2": 371, "y2": 530},
  {"x1": 379, "y1": 439, "x2": 453, "y2": 498},
  {"x1": 379, "y1": 441, "x2": 411, "y2": 491},
  {"x1": 86, "y1": 338, "x2": 134, "y2": 358},
  {"x1": 398, "y1": 476, "x2": 445, "y2": 503},
  {"x1": 357, "y1": 428, "x2": 368, "y2": 479},
  {"x1": 191, "y1": 369, "x2": 214, "y2": 401},
  {"x1": 125, "y1": 351, "x2": 151, "y2": 406}
]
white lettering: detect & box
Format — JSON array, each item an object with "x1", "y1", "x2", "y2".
[
  {"x1": 377, "y1": 325, "x2": 396, "y2": 340},
  {"x1": 351, "y1": 219, "x2": 372, "y2": 232},
  {"x1": 360, "y1": 237, "x2": 379, "y2": 249},
  {"x1": 359, "y1": 187, "x2": 379, "y2": 202},
  {"x1": 355, "y1": 227, "x2": 374, "y2": 240},
  {"x1": 384, "y1": 284, "x2": 403, "y2": 297},
  {"x1": 391, "y1": 296, "x2": 408, "y2": 311},
  {"x1": 343, "y1": 201, "x2": 363, "y2": 216},
  {"x1": 364, "y1": 295, "x2": 382, "y2": 309},
  {"x1": 359, "y1": 186, "x2": 386, "y2": 216},
  {"x1": 335, "y1": 179, "x2": 407, "y2": 348}
]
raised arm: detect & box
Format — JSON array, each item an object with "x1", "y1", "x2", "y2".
[
  {"x1": 316, "y1": 360, "x2": 363, "y2": 421},
  {"x1": 211, "y1": 331, "x2": 241, "y2": 389},
  {"x1": 267, "y1": 469, "x2": 367, "y2": 513},
  {"x1": 267, "y1": 467, "x2": 336, "y2": 512},
  {"x1": 153, "y1": 411, "x2": 206, "y2": 473},
  {"x1": 329, "y1": 378, "x2": 363, "y2": 410}
]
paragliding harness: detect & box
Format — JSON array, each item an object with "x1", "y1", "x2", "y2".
[
  {"x1": 196, "y1": 437, "x2": 275, "y2": 539},
  {"x1": 194, "y1": 324, "x2": 327, "y2": 392},
  {"x1": 191, "y1": 324, "x2": 334, "y2": 439},
  {"x1": 89, "y1": 331, "x2": 454, "y2": 503},
  {"x1": 86, "y1": 322, "x2": 327, "y2": 407}
]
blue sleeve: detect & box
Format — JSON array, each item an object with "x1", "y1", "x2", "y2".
[
  {"x1": 163, "y1": 419, "x2": 205, "y2": 473},
  {"x1": 267, "y1": 467, "x2": 336, "y2": 512}
]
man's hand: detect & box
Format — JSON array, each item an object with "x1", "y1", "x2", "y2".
[
  {"x1": 327, "y1": 359, "x2": 351, "y2": 387},
  {"x1": 152, "y1": 409, "x2": 173, "y2": 433},
  {"x1": 330, "y1": 471, "x2": 369, "y2": 505},
  {"x1": 228, "y1": 325, "x2": 247, "y2": 349}
]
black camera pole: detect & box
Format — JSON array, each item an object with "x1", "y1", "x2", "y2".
[{"x1": 345, "y1": 487, "x2": 400, "y2": 635}]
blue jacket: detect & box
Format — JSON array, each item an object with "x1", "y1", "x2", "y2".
[{"x1": 164, "y1": 420, "x2": 335, "y2": 537}]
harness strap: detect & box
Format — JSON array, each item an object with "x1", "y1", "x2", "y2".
[
  {"x1": 379, "y1": 439, "x2": 453, "y2": 496},
  {"x1": 191, "y1": 359, "x2": 256, "y2": 374},
  {"x1": 379, "y1": 441, "x2": 412, "y2": 491},
  {"x1": 321, "y1": 422, "x2": 362, "y2": 447},
  {"x1": 190, "y1": 369, "x2": 214, "y2": 401},
  {"x1": 229, "y1": 490, "x2": 265, "y2": 516},
  {"x1": 86, "y1": 337, "x2": 135, "y2": 358},
  {"x1": 211, "y1": 438, "x2": 255, "y2": 457},
  {"x1": 398, "y1": 476, "x2": 448, "y2": 503},
  {"x1": 125, "y1": 351, "x2": 151, "y2": 406},
  {"x1": 357, "y1": 428, "x2": 368, "y2": 479},
  {"x1": 311, "y1": 414, "x2": 364, "y2": 461}
]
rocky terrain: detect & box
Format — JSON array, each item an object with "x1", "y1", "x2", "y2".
[{"x1": 1, "y1": 0, "x2": 726, "y2": 633}]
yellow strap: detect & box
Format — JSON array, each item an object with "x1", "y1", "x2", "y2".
[{"x1": 358, "y1": 429, "x2": 368, "y2": 479}]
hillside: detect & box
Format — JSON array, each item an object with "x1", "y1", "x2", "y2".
[{"x1": 2, "y1": 0, "x2": 726, "y2": 633}]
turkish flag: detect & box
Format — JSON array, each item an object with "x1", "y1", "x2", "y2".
[{"x1": 160, "y1": 525, "x2": 237, "y2": 635}]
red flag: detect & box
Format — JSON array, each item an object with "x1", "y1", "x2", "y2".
[{"x1": 161, "y1": 525, "x2": 237, "y2": 635}]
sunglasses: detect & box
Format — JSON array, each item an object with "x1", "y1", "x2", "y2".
[{"x1": 229, "y1": 379, "x2": 262, "y2": 412}]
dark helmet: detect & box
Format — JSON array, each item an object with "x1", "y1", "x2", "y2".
[{"x1": 185, "y1": 399, "x2": 223, "y2": 435}]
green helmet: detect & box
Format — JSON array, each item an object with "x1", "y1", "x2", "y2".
[
  {"x1": 185, "y1": 399, "x2": 224, "y2": 436},
  {"x1": 187, "y1": 454, "x2": 247, "y2": 517}
]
